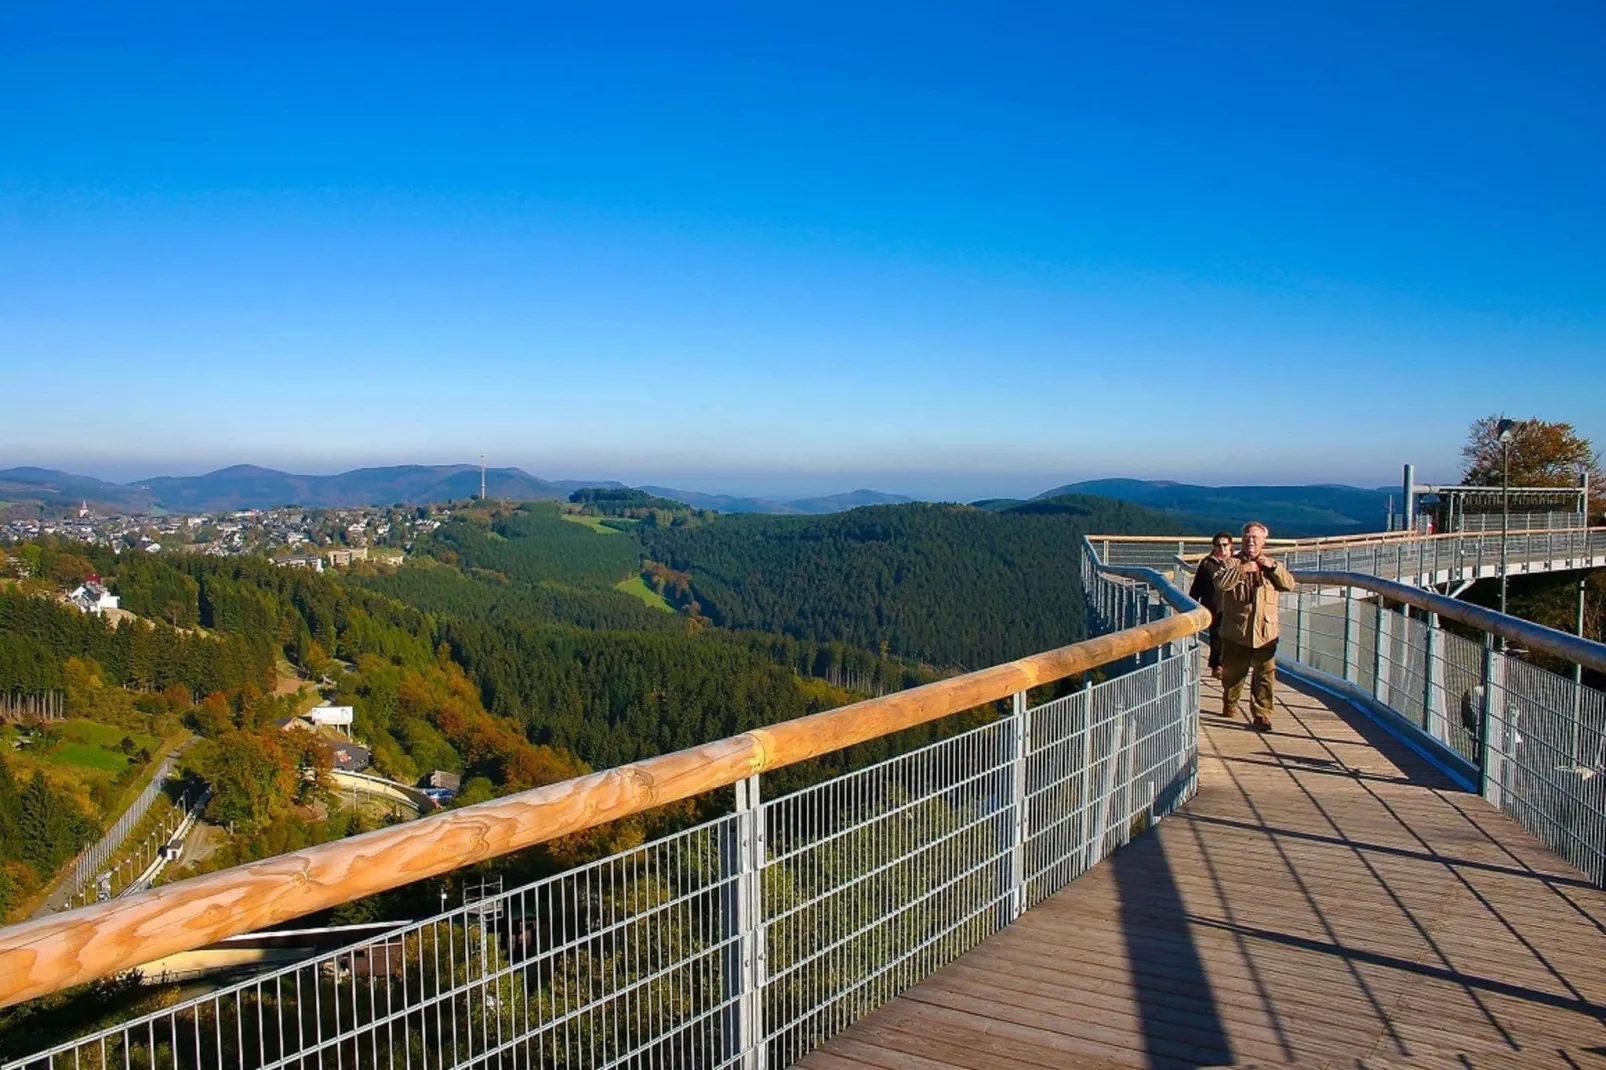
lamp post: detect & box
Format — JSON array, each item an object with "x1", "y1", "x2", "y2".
[{"x1": 1497, "y1": 419, "x2": 1516, "y2": 633}]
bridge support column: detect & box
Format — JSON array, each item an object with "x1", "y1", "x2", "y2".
[{"x1": 722, "y1": 775, "x2": 766, "y2": 1069}]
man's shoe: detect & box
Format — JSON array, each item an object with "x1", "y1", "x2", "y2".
[
  {"x1": 1251, "y1": 719, "x2": 1273, "y2": 733},
  {"x1": 1220, "y1": 706, "x2": 1240, "y2": 720}
]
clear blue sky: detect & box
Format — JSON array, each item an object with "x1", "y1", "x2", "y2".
[{"x1": 3, "y1": 2, "x2": 1602, "y2": 499}]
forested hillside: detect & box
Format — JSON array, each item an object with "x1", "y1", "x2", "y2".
[
  {"x1": 0, "y1": 491, "x2": 1191, "y2": 933},
  {"x1": 642, "y1": 497, "x2": 1194, "y2": 669}
]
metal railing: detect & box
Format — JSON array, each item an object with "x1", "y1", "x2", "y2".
[
  {"x1": 1156, "y1": 537, "x2": 1606, "y2": 887},
  {"x1": 54, "y1": 753, "x2": 180, "y2": 911},
  {"x1": 1276, "y1": 527, "x2": 1606, "y2": 586},
  {"x1": 1, "y1": 553, "x2": 1205, "y2": 1070},
  {"x1": 1092, "y1": 520, "x2": 1606, "y2": 571},
  {"x1": 1093, "y1": 526, "x2": 1606, "y2": 578},
  {"x1": 1270, "y1": 574, "x2": 1606, "y2": 885},
  {"x1": 1454, "y1": 511, "x2": 1585, "y2": 533}
]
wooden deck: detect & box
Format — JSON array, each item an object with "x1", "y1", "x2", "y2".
[{"x1": 799, "y1": 676, "x2": 1606, "y2": 1069}]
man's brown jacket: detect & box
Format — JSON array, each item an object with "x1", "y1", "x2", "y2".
[{"x1": 1213, "y1": 553, "x2": 1297, "y2": 648}]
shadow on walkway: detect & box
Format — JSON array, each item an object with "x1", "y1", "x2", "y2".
[{"x1": 802, "y1": 669, "x2": 1606, "y2": 1069}]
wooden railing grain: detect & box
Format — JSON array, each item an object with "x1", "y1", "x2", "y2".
[{"x1": 0, "y1": 605, "x2": 1207, "y2": 1009}]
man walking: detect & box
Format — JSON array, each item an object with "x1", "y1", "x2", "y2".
[
  {"x1": 1187, "y1": 532, "x2": 1234, "y2": 679},
  {"x1": 1213, "y1": 521, "x2": 1296, "y2": 731}
]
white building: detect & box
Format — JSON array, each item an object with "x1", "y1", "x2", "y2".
[
  {"x1": 68, "y1": 582, "x2": 120, "y2": 616},
  {"x1": 307, "y1": 705, "x2": 355, "y2": 734}
]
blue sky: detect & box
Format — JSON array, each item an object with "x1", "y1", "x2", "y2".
[{"x1": 2, "y1": 3, "x2": 1602, "y2": 500}]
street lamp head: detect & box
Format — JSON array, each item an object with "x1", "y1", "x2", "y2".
[{"x1": 1496, "y1": 418, "x2": 1517, "y2": 443}]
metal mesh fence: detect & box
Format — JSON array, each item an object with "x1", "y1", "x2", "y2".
[
  {"x1": 1276, "y1": 583, "x2": 1606, "y2": 886},
  {"x1": 1163, "y1": 532, "x2": 1606, "y2": 889},
  {"x1": 6, "y1": 563, "x2": 1199, "y2": 1070}
]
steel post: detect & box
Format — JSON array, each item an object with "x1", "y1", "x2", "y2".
[
  {"x1": 1500, "y1": 440, "x2": 1510, "y2": 637},
  {"x1": 1008, "y1": 690, "x2": 1029, "y2": 920},
  {"x1": 1294, "y1": 587, "x2": 1307, "y2": 665},
  {"x1": 1342, "y1": 586, "x2": 1357, "y2": 684},
  {"x1": 1423, "y1": 612, "x2": 1444, "y2": 740},
  {"x1": 723, "y1": 775, "x2": 765, "y2": 1068},
  {"x1": 1373, "y1": 597, "x2": 1391, "y2": 705},
  {"x1": 1573, "y1": 575, "x2": 1586, "y2": 764}
]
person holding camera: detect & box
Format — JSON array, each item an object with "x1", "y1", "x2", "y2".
[{"x1": 1212, "y1": 521, "x2": 1296, "y2": 731}]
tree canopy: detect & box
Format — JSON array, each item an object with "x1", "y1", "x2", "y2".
[{"x1": 1461, "y1": 415, "x2": 1602, "y2": 518}]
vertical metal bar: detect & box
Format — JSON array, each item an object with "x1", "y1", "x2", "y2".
[
  {"x1": 1373, "y1": 596, "x2": 1390, "y2": 705},
  {"x1": 1573, "y1": 575, "x2": 1586, "y2": 764},
  {"x1": 1478, "y1": 634, "x2": 1497, "y2": 801},
  {"x1": 1007, "y1": 691, "x2": 1029, "y2": 921},
  {"x1": 751, "y1": 775, "x2": 768, "y2": 1070},
  {"x1": 1342, "y1": 586, "x2": 1357, "y2": 684},
  {"x1": 1423, "y1": 612, "x2": 1441, "y2": 739},
  {"x1": 1294, "y1": 586, "x2": 1307, "y2": 665},
  {"x1": 722, "y1": 777, "x2": 762, "y2": 1069}
]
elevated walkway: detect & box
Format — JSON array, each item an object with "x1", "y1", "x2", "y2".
[
  {"x1": 2, "y1": 528, "x2": 1602, "y2": 1070},
  {"x1": 803, "y1": 678, "x2": 1606, "y2": 1069}
]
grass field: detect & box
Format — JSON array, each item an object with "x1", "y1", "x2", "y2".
[
  {"x1": 2, "y1": 720, "x2": 164, "y2": 779},
  {"x1": 614, "y1": 574, "x2": 674, "y2": 612},
  {"x1": 560, "y1": 513, "x2": 626, "y2": 535}
]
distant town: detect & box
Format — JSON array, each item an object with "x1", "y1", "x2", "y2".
[{"x1": 0, "y1": 502, "x2": 437, "y2": 570}]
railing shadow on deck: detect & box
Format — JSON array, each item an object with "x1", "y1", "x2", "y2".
[{"x1": 1109, "y1": 760, "x2": 1238, "y2": 1067}]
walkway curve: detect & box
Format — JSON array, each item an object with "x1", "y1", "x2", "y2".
[{"x1": 801, "y1": 676, "x2": 1606, "y2": 1069}]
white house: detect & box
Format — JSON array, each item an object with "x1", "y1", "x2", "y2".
[
  {"x1": 307, "y1": 705, "x2": 355, "y2": 734},
  {"x1": 68, "y1": 582, "x2": 120, "y2": 616}
]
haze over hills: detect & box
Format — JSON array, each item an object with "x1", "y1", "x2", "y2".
[
  {"x1": 0, "y1": 465, "x2": 920, "y2": 518},
  {"x1": 0, "y1": 467, "x2": 157, "y2": 513},
  {"x1": 999, "y1": 478, "x2": 1393, "y2": 537},
  {"x1": 640, "y1": 486, "x2": 915, "y2": 516},
  {"x1": 1, "y1": 463, "x2": 1391, "y2": 534},
  {"x1": 0, "y1": 464, "x2": 623, "y2": 514}
]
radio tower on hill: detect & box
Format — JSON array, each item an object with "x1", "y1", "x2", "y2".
[{"x1": 479, "y1": 454, "x2": 487, "y2": 501}]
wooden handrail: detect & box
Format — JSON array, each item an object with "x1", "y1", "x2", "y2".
[{"x1": 0, "y1": 605, "x2": 1208, "y2": 1008}]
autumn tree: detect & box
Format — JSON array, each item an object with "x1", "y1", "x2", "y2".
[
  {"x1": 200, "y1": 731, "x2": 301, "y2": 833},
  {"x1": 1461, "y1": 415, "x2": 1603, "y2": 519}
]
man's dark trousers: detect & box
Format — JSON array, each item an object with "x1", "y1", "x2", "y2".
[{"x1": 1221, "y1": 638, "x2": 1277, "y2": 726}]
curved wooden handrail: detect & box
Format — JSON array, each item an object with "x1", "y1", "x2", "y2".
[{"x1": 0, "y1": 601, "x2": 1208, "y2": 1008}]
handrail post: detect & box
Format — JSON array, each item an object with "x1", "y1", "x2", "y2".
[
  {"x1": 1008, "y1": 690, "x2": 1029, "y2": 921},
  {"x1": 1422, "y1": 612, "x2": 1442, "y2": 740},
  {"x1": 1294, "y1": 586, "x2": 1307, "y2": 665},
  {"x1": 1342, "y1": 585, "x2": 1357, "y2": 684},
  {"x1": 1373, "y1": 596, "x2": 1390, "y2": 705},
  {"x1": 723, "y1": 775, "x2": 765, "y2": 1068},
  {"x1": 1477, "y1": 636, "x2": 1501, "y2": 806}
]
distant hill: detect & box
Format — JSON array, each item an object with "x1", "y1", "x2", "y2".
[
  {"x1": 641, "y1": 486, "x2": 914, "y2": 515},
  {"x1": 1034, "y1": 479, "x2": 1391, "y2": 537},
  {"x1": 0, "y1": 467, "x2": 157, "y2": 513},
  {"x1": 132, "y1": 464, "x2": 626, "y2": 511},
  {"x1": 639, "y1": 487, "x2": 803, "y2": 514},
  {"x1": 0, "y1": 464, "x2": 627, "y2": 514},
  {"x1": 2, "y1": 462, "x2": 1393, "y2": 532}
]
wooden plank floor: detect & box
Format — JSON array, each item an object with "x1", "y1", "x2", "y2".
[{"x1": 798, "y1": 675, "x2": 1606, "y2": 1069}]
